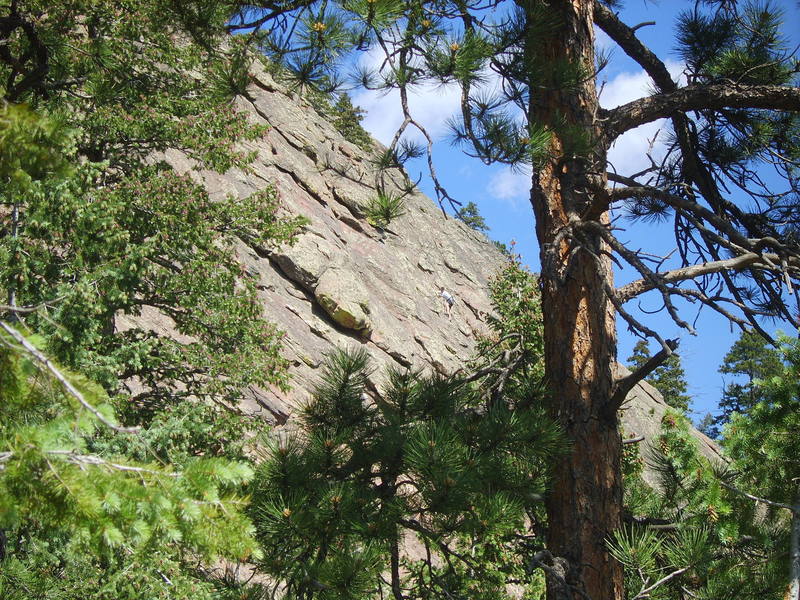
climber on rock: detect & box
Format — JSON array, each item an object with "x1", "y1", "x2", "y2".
[{"x1": 439, "y1": 288, "x2": 455, "y2": 320}]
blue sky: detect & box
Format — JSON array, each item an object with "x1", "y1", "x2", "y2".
[{"x1": 346, "y1": 0, "x2": 800, "y2": 423}]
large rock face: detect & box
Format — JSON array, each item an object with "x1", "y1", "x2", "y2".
[
  {"x1": 164, "y1": 60, "x2": 503, "y2": 424},
  {"x1": 162, "y1": 58, "x2": 714, "y2": 461}
]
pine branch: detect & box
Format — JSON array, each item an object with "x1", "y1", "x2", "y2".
[
  {"x1": 44, "y1": 451, "x2": 178, "y2": 477},
  {"x1": 608, "y1": 339, "x2": 678, "y2": 415},
  {"x1": 631, "y1": 566, "x2": 690, "y2": 600},
  {"x1": 593, "y1": 1, "x2": 677, "y2": 93},
  {"x1": 622, "y1": 436, "x2": 645, "y2": 445},
  {"x1": 227, "y1": 1, "x2": 317, "y2": 33},
  {"x1": 528, "y1": 550, "x2": 592, "y2": 600},
  {"x1": 606, "y1": 179, "x2": 796, "y2": 332},
  {"x1": 616, "y1": 253, "x2": 795, "y2": 303},
  {"x1": 604, "y1": 84, "x2": 800, "y2": 140},
  {"x1": 0, "y1": 320, "x2": 139, "y2": 434},
  {"x1": 606, "y1": 175, "x2": 752, "y2": 249},
  {"x1": 719, "y1": 479, "x2": 796, "y2": 513},
  {"x1": 0, "y1": 298, "x2": 62, "y2": 315}
]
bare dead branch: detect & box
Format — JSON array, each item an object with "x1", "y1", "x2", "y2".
[
  {"x1": 593, "y1": 1, "x2": 677, "y2": 93},
  {"x1": 616, "y1": 253, "x2": 788, "y2": 303},
  {"x1": 608, "y1": 339, "x2": 678, "y2": 415},
  {"x1": 632, "y1": 567, "x2": 690, "y2": 600},
  {"x1": 622, "y1": 436, "x2": 645, "y2": 445},
  {"x1": 720, "y1": 479, "x2": 797, "y2": 513},
  {"x1": 46, "y1": 450, "x2": 178, "y2": 477}
]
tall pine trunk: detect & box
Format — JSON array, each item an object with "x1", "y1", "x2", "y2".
[
  {"x1": 524, "y1": 2, "x2": 623, "y2": 599},
  {"x1": 789, "y1": 485, "x2": 800, "y2": 600}
]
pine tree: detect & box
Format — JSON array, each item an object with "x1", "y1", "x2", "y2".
[
  {"x1": 722, "y1": 335, "x2": 800, "y2": 600},
  {"x1": 250, "y1": 258, "x2": 561, "y2": 600},
  {"x1": 613, "y1": 337, "x2": 800, "y2": 599},
  {"x1": 0, "y1": 2, "x2": 307, "y2": 410},
  {"x1": 0, "y1": 324, "x2": 261, "y2": 599},
  {"x1": 5, "y1": 2, "x2": 800, "y2": 598},
  {"x1": 698, "y1": 412, "x2": 717, "y2": 438},
  {"x1": 227, "y1": 4, "x2": 800, "y2": 597},
  {"x1": 614, "y1": 409, "x2": 788, "y2": 600},
  {"x1": 627, "y1": 340, "x2": 691, "y2": 413},
  {"x1": 712, "y1": 329, "x2": 783, "y2": 435},
  {"x1": 456, "y1": 201, "x2": 490, "y2": 232}
]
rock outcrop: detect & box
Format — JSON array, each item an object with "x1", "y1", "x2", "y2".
[
  {"x1": 160, "y1": 58, "x2": 714, "y2": 462},
  {"x1": 164, "y1": 59, "x2": 503, "y2": 424}
]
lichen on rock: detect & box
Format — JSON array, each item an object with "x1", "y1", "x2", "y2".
[{"x1": 314, "y1": 268, "x2": 372, "y2": 336}]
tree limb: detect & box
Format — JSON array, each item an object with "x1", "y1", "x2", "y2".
[
  {"x1": 632, "y1": 566, "x2": 690, "y2": 600},
  {"x1": 616, "y1": 253, "x2": 791, "y2": 302},
  {"x1": 604, "y1": 84, "x2": 800, "y2": 140},
  {"x1": 622, "y1": 436, "x2": 645, "y2": 445},
  {"x1": 607, "y1": 339, "x2": 678, "y2": 415},
  {"x1": 719, "y1": 479, "x2": 796, "y2": 513},
  {"x1": 0, "y1": 321, "x2": 139, "y2": 434},
  {"x1": 593, "y1": 1, "x2": 676, "y2": 93}
]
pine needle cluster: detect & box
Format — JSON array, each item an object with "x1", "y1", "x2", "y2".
[
  {"x1": 0, "y1": 3, "x2": 306, "y2": 596},
  {"x1": 0, "y1": 326, "x2": 260, "y2": 599},
  {"x1": 617, "y1": 407, "x2": 790, "y2": 600}
]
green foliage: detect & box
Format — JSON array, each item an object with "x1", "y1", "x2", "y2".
[
  {"x1": 710, "y1": 329, "x2": 783, "y2": 437},
  {"x1": 0, "y1": 327, "x2": 260, "y2": 597},
  {"x1": 365, "y1": 191, "x2": 407, "y2": 229},
  {"x1": 0, "y1": 3, "x2": 305, "y2": 597},
  {"x1": 492, "y1": 239, "x2": 513, "y2": 257},
  {"x1": 618, "y1": 410, "x2": 789, "y2": 599},
  {"x1": 723, "y1": 334, "x2": 800, "y2": 509},
  {"x1": 0, "y1": 102, "x2": 74, "y2": 193},
  {"x1": 697, "y1": 412, "x2": 717, "y2": 439},
  {"x1": 330, "y1": 93, "x2": 374, "y2": 151},
  {"x1": 0, "y1": 4, "x2": 308, "y2": 410},
  {"x1": 477, "y1": 252, "x2": 545, "y2": 383},
  {"x1": 456, "y1": 201, "x2": 489, "y2": 232},
  {"x1": 627, "y1": 340, "x2": 691, "y2": 413},
  {"x1": 249, "y1": 260, "x2": 561, "y2": 599},
  {"x1": 676, "y1": 2, "x2": 794, "y2": 87}
]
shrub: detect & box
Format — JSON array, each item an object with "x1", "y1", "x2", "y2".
[{"x1": 365, "y1": 192, "x2": 406, "y2": 229}]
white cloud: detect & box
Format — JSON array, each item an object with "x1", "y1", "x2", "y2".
[
  {"x1": 598, "y1": 59, "x2": 685, "y2": 110},
  {"x1": 352, "y1": 42, "x2": 688, "y2": 183},
  {"x1": 352, "y1": 83, "x2": 462, "y2": 146},
  {"x1": 349, "y1": 47, "x2": 464, "y2": 145},
  {"x1": 350, "y1": 46, "x2": 507, "y2": 146},
  {"x1": 598, "y1": 60, "x2": 685, "y2": 177},
  {"x1": 486, "y1": 166, "x2": 531, "y2": 206}
]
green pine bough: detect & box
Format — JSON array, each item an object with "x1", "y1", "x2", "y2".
[
  {"x1": 616, "y1": 337, "x2": 800, "y2": 600},
  {"x1": 249, "y1": 257, "x2": 562, "y2": 600}
]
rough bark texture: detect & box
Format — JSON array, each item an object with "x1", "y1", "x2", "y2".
[
  {"x1": 526, "y1": 2, "x2": 623, "y2": 599},
  {"x1": 789, "y1": 486, "x2": 800, "y2": 600}
]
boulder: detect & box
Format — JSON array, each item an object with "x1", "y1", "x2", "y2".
[{"x1": 314, "y1": 268, "x2": 373, "y2": 336}]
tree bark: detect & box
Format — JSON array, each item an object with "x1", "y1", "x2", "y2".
[
  {"x1": 524, "y1": 2, "x2": 623, "y2": 599},
  {"x1": 789, "y1": 484, "x2": 800, "y2": 600}
]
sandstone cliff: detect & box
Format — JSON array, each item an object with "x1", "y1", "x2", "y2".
[{"x1": 154, "y1": 58, "x2": 715, "y2": 466}]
